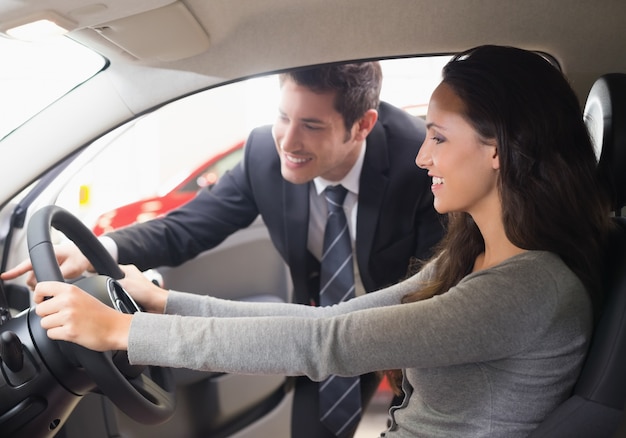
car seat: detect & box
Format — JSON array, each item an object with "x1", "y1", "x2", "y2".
[{"x1": 529, "y1": 73, "x2": 626, "y2": 437}]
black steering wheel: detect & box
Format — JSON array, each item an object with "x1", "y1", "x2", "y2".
[{"x1": 27, "y1": 205, "x2": 176, "y2": 425}]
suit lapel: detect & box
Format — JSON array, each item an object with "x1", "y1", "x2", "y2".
[
  {"x1": 283, "y1": 180, "x2": 312, "y2": 303},
  {"x1": 356, "y1": 121, "x2": 390, "y2": 291}
]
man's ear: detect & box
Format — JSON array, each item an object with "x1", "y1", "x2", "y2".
[{"x1": 354, "y1": 109, "x2": 378, "y2": 141}]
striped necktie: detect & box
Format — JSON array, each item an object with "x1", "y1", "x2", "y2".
[{"x1": 318, "y1": 185, "x2": 361, "y2": 437}]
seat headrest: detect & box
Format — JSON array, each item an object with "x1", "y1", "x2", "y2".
[{"x1": 583, "y1": 73, "x2": 626, "y2": 213}]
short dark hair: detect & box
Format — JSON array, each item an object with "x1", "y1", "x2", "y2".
[{"x1": 279, "y1": 62, "x2": 382, "y2": 132}]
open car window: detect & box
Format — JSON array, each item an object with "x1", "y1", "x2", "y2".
[{"x1": 53, "y1": 56, "x2": 452, "y2": 234}]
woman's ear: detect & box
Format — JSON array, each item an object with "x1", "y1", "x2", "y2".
[{"x1": 491, "y1": 145, "x2": 500, "y2": 170}]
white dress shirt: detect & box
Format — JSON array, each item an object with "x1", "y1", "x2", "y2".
[{"x1": 308, "y1": 140, "x2": 366, "y2": 296}]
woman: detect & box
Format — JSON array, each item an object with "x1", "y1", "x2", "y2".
[{"x1": 33, "y1": 45, "x2": 612, "y2": 437}]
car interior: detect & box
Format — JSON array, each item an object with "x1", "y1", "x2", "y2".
[
  {"x1": 0, "y1": 1, "x2": 625, "y2": 437},
  {"x1": 528, "y1": 74, "x2": 626, "y2": 437}
]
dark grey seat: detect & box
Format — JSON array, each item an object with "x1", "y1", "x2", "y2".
[{"x1": 530, "y1": 73, "x2": 626, "y2": 437}]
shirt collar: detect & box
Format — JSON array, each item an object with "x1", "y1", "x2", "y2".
[{"x1": 313, "y1": 140, "x2": 366, "y2": 196}]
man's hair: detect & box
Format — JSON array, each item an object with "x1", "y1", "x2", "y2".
[{"x1": 279, "y1": 62, "x2": 382, "y2": 132}]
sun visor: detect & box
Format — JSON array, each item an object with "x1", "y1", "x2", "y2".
[{"x1": 91, "y1": 1, "x2": 210, "y2": 62}]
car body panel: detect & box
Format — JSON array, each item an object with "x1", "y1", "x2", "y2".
[{"x1": 92, "y1": 141, "x2": 244, "y2": 235}]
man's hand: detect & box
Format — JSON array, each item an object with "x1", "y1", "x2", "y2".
[{"x1": 1, "y1": 242, "x2": 94, "y2": 289}]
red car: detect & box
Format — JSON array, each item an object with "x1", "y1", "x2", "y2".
[{"x1": 92, "y1": 141, "x2": 244, "y2": 235}]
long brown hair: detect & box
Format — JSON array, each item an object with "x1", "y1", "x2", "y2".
[{"x1": 387, "y1": 45, "x2": 612, "y2": 394}]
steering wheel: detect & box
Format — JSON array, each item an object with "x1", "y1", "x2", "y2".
[{"x1": 27, "y1": 205, "x2": 176, "y2": 425}]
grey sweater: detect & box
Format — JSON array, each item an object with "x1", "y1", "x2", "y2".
[{"x1": 128, "y1": 251, "x2": 592, "y2": 437}]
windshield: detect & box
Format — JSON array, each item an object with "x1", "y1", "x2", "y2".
[{"x1": 0, "y1": 35, "x2": 105, "y2": 140}]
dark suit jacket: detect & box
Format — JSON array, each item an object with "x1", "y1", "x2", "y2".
[{"x1": 111, "y1": 101, "x2": 444, "y2": 304}]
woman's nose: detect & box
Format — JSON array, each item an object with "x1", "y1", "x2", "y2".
[{"x1": 415, "y1": 140, "x2": 432, "y2": 169}]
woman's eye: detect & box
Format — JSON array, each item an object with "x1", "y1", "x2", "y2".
[{"x1": 431, "y1": 136, "x2": 444, "y2": 144}]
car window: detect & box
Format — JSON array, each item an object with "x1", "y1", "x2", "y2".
[
  {"x1": 0, "y1": 35, "x2": 105, "y2": 140},
  {"x1": 54, "y1": 56, "x2": 452, "y2": 233}
]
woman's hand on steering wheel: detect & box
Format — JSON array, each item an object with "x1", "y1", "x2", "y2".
[{"x1": 34, "y1": 281, "x2": 132, "y2": 352}]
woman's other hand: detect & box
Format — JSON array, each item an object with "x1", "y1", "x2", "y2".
[{"x1": 119, "y1": 264, "x2": 169, "y2": 314}]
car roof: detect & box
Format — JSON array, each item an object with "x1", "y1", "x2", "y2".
[
  {"x1": 0, "y1": 0, "x2": 625, "y2": 201},
  {"x1": 2, "y1": 1, "x2": 623, "y2": 99}
]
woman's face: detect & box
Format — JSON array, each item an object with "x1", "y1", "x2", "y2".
[{"x1": 416, "y1": 82, "x2": 500, "y2": 219}]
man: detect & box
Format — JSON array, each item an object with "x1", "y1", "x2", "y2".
[{"x1": 3, "y1": 62, "x2": 444, "y2": 437}]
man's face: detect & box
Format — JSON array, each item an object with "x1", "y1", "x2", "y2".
[{"x1": 272, "y1": 78, "x2": 364, "y2": 184}]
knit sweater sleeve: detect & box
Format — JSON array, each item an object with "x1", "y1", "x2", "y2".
[
  {"x1": 162, "y1": 261, "x2": 433, "y2": 318},
  {"x1": 127, "y1": 252, "x2": 590, "y2": 381}
]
